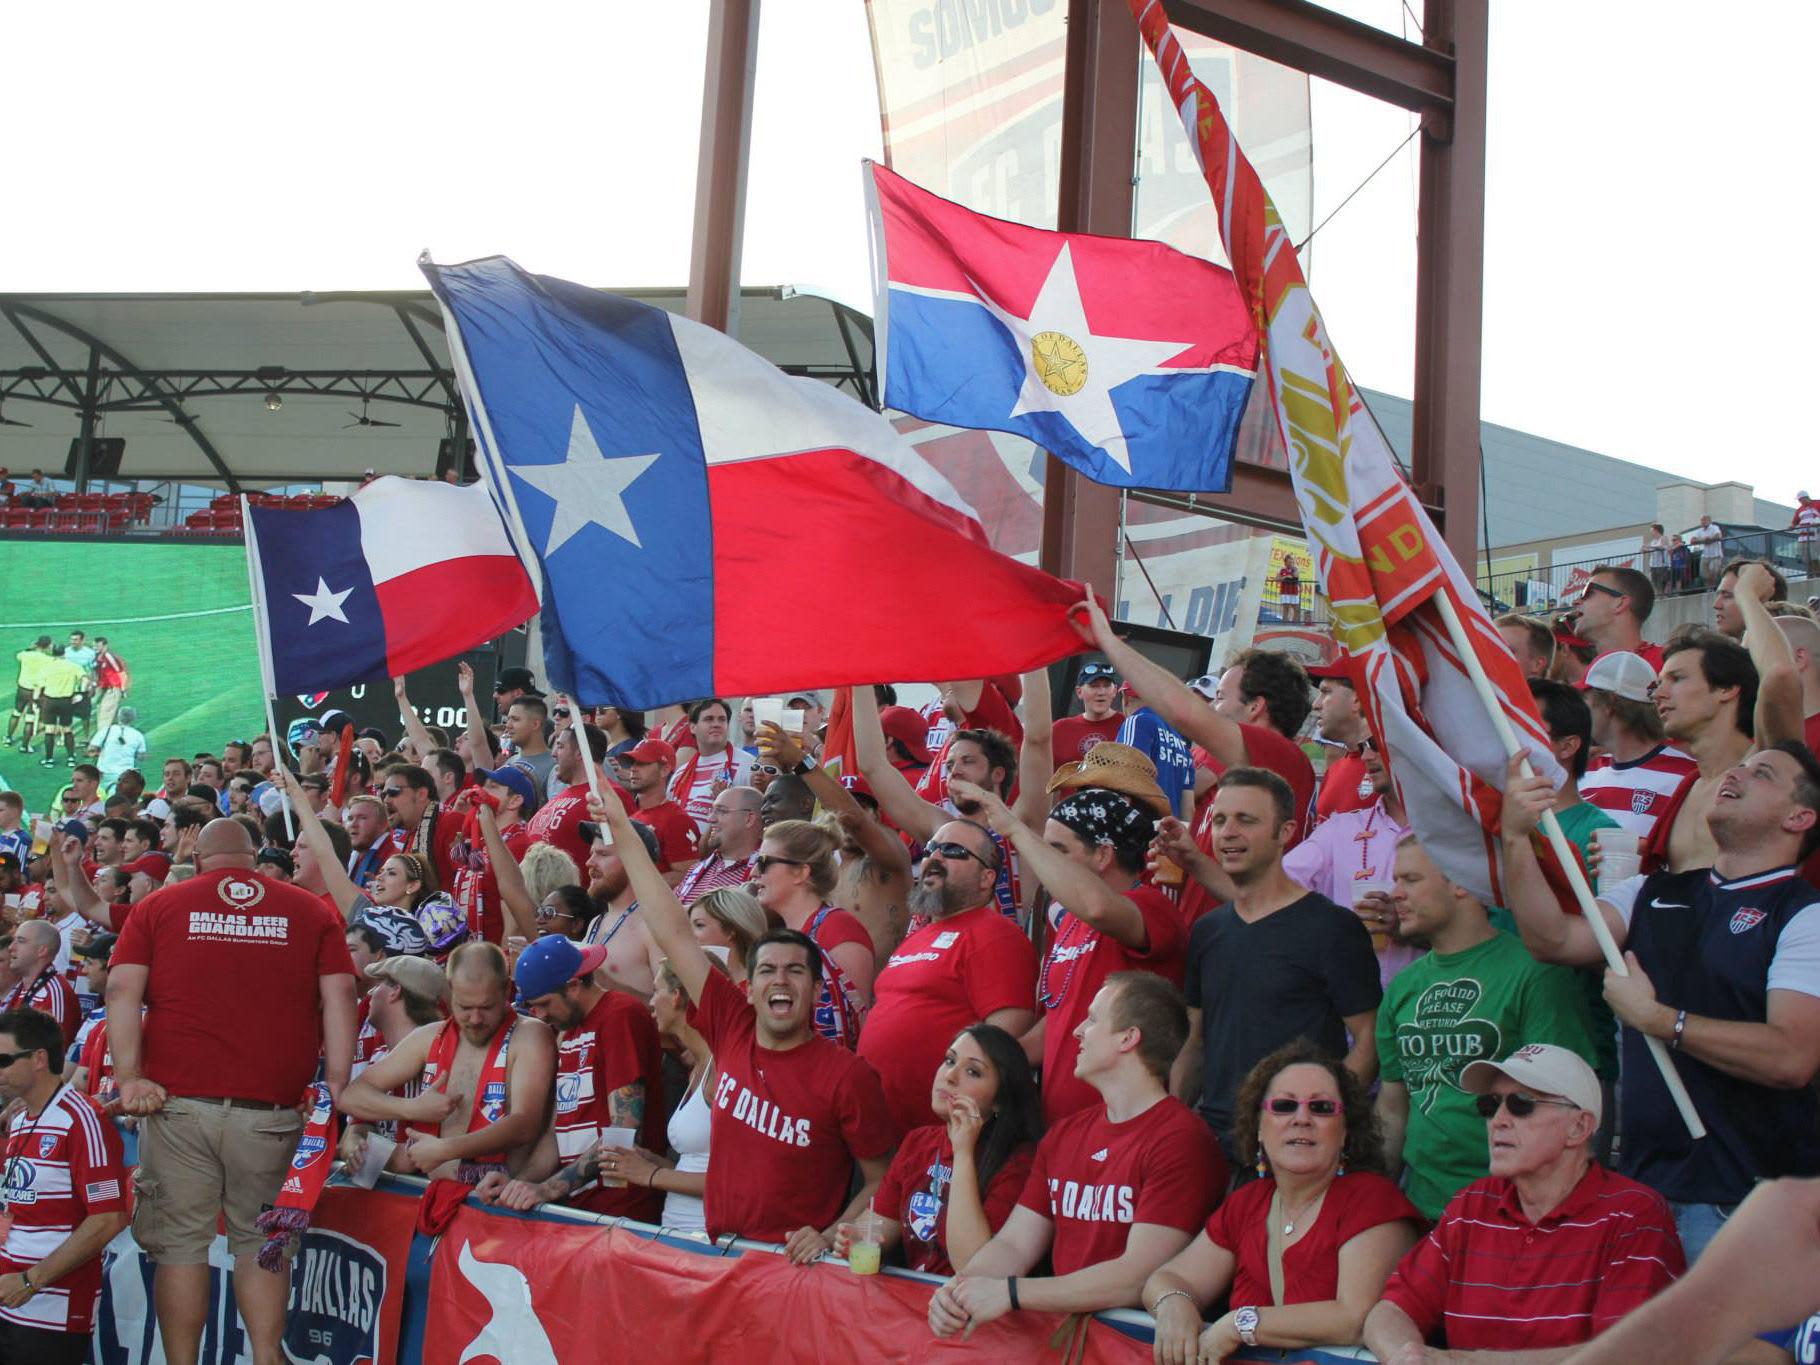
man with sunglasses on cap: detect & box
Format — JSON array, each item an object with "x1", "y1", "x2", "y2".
[
  {"x1": 338, "y1": 956, "x2": 447, "y2": 1175},
  {"x1": 1364, "y1": 1043, "x2": 1683, "y2": 1363},
  {"x1": 1052, "y1": 662, "x2": 1126, "y2": 766}
]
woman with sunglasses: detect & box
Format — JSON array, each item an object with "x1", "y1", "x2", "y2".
[
  {"x1": 1144, "y1": 1039, "x2": 1418, "y2": 1364},
  {"x1": 833, "y1": 1024, "x2": 1042, "y2": 1275},
  {"x1": 749, "y1": 819, "x2": 873, "y2": 1047}
]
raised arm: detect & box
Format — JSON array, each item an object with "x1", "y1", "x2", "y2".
[
  {"x1": 392, "y1": 676, "x2": 439, "y2": 761},
  {"x1": 762, "y1": 716, "x2": 912, "y2": 882},
  {"x1": 1735, "y1": 564, "x2": 1805, "y2": 746},
  {"x1": 476, "y1": 802, "x2": 539, "y2": 941},
  {"x1": 274, "y1": 766, "x2": 363, "y2": 919},
  {"x1": 587, "y1": 787, "x2": 712, "y2": 1003},
  {"x1": 1496, "y1": 757, "x2": 1622, "y2": 966},
  {"x1": 1073, "y1": 591, "x2": 1246, "y2": 771},
  {"x1": 51, "y1": 836, "x2": 119, "y2": 931},
  {"x1": 851, "y1": 684, "x2": 942, "y2": 844},
  {"x1": 457, "y1": 662, "x2": 497, "y2": 766},
  {"x1": 1011, "y1": 666, "x2": 1055, "y2": 830}
]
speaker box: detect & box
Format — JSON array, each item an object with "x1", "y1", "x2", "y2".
[{"x1": 64, "y1": 437, "x2": 125, "y2": 480}]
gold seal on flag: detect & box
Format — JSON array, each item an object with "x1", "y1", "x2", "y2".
[{"x1": 1031, "y1": 331, "x2": 1087, "y2": 396}]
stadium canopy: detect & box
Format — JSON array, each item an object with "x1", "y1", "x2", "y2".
[{"x1": 0, "y1": 287, "x2": 877, "y2": 490}]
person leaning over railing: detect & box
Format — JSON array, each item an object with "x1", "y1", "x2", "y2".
[{"x1": 1142, "y1": 1038, "x2": 1419, "y2": 1365}]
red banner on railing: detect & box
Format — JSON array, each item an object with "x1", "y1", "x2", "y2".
[
  {"x1": 425, "y1": 1205, "x2": 1152, "y2": 1364},
  {"x1": 282, "y1": 1185, "x2": 417, "y2": 1365}
]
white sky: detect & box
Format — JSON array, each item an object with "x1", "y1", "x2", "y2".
[{"x1": 3, "y1": 1, "x2": 1809, "y2": 504}]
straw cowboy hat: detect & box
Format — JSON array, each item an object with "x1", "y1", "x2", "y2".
[{"x1": 1046, "y1": 741, "x2": 1172, "y2": 819}]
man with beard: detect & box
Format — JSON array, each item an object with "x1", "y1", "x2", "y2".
[
  {"x1": 340, "y1": 941, "x2": 556, "y2": 1179},
  {"x1": 578, "y1": 819, "x2": 666, "y2": 998},
  {"x1": 856, "y1": 817, "x2": 1036, "y2": 1138},
  {"x1": 343, "y1": 794, "x2": 391, "y2": 890},
  {"x1": 480, "y1": 936, "x2": 667, "y2": 1219}
]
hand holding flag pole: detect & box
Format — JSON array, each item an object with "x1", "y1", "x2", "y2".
[{"x1": 1432, "y1": 590, "x2": 1705, "y2": 1139}]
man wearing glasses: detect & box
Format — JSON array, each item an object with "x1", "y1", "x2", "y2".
[
  {"x1": 1365, "y1": 1044, "x2": 1684, "y2": 1361},
  {"x1": 1052, "y1": 662, "x2": 1125, "y2": 766},
  {"x1": 1572, "y1": 566, "x2": 1665, "y2": 672}
]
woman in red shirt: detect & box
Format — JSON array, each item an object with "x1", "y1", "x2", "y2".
[
  {"x1": 833, "y1": 1024, "x2": 1041, "y2": 1276},
  {"x1": 1143, "y1": 1039, "x2": 1420, "y2": 1361},
  {"x1": 749, "y1": 820, "x2": 874, "y2": 1046}
]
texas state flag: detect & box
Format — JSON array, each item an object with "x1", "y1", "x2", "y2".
[
  {"x1": 422, "y1": 255, "x2": 1086, "y2": 709},
  {"x1": 245, "y1": 478, "x2": 538, "y2": 693},
  {"x1": 865, "y1": 161, "x2": 1258, "y2": 492}
]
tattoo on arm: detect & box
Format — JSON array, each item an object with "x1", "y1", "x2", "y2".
[
  {"x1": 607, "y1": 1082, "x2": 645, "y2": 1130},
  {"x1": 554, "y1": 1148, "x2": 601, "y2": 1193}
]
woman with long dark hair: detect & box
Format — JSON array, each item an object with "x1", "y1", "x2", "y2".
[{"x1": 834, "y1": 1023, "x2": 1042, "y2": 1275}]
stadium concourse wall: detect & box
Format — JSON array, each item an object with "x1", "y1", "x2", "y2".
[
  {"x1": 91, "y1": 1174, "x2": 1378, "y2": 1363},
  {"x1": 0, "y1": 535, "x2": 266, "y2": 812}
]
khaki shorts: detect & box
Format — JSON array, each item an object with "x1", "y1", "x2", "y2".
[{"x1": 133, "y1": 1095, "x2": 305, "y2": 1264}]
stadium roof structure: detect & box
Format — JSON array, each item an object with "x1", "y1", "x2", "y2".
[{"x1": 0, "y1": 288, "x2": 877, "y2": 489}]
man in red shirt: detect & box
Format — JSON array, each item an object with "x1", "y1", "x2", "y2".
[
  {"x1": 857, "y1": 816, "x2": 1036, "y2": 1137},
  {"x1": 1052, "y1": 662, "x2": 1125, "y2": 768},
  {"x1": 0, "y1": 1007, "x2": 130, "y2": 1361},
  {"x1": 1308, "y1": 663, "x2": 1373, "y2": 823},
  {"x1": 1574, "y1": 565, "x2": 1666, "y2": 672},
  {"x1": 481, "y1": 935, "x2": 667, "y2": 1219},
  {"x1": 619, "y1": 739, "x2": 701, "y2": 884},
  {"x1": 877, "y1": 704, "x2": 935, "y2": 786},
  {"x1": 525, "y1": 723, "x2": 626, "y2": 871},
  {"x1": 589, "y1": 785, "x2": 896, "y2": 1262},
  {"x1": 3, "y1": 921, "x2": 79, "y2": 1048},
  {"x1": 676, "y1": 785, "x2": 763, "y2": 907},
  {"x1": 108, "y1": 818, "x2": 356, "y2": 1365},
  {"x1": 1364, "y1": 1044, "x2": 1684, "y2": 1359},
  {"x1": 928, "y1": 972, "x2": 1226, "y2": 1337},
  {"x1": 381, "y1": 764, "x2": 465, "y2": 889}
]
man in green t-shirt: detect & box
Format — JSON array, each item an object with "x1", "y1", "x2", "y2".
[{"x1": 1376, "y1": 835, "x2": 1598, "y2": 1219}]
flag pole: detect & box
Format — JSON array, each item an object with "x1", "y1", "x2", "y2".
[
  {"x1": 567, "y1": 693, "x2": 608, "y2": 809},
  {"x1": 240, "y1": 495, "x2": 295, "y2": 841},
  {"x1": 1431, "y1": 589, "x2": 1704, "y2": 1139}
]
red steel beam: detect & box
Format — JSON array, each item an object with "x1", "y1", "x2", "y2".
[{"x1": 685, "y1": 0, "x2": 761, "y2": 333}]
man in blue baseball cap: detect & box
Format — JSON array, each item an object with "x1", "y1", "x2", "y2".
[
  {"x1": 449, "y1": 764, "x2": 537, "y2": 946},
  {"x1": 480, "y1": 935, "x2": 665, "y2": 1221}
]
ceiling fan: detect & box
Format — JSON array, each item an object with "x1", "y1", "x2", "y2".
[
  {"x1": 345, "y1": 399, "x2": 401, "y2": 430},
  {"x1": 0, "y1": 401, "x2": 32, "y2": 428}
]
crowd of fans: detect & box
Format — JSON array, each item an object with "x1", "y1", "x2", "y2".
[{"x1": 2, "y1": 560, "x2": 1819, "y2": 1365}]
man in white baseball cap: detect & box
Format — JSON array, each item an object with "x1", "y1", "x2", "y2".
[
  {"x1": 1577, "y1": 650, "x2": 1697, "y2": 844},
  {"x1": 1365, "y1": 1042, "x2": 1686, "y2": 1361}
]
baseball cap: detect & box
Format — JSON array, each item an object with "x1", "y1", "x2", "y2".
[
  {"x1": 494, "y1": 666, "x2": 540, "y2": 695},
  {"x1": 877, "y1": 706, "x2": 934, "y2": 766},
  {"x1": 784, "y1": 690, "x2": 828, "y2": 710},
  {"x1": 74, "y1": 932, "x2": 118, "y2": 962},
  {"x1": 55, "y1": 819, "x2": 89, "y2": 842},
  {"x1": 1077, "y1": 661, "x2": 1119, "y2": 683},
  {"x1": 514, "y1": 935, "x2": 608, "y2": 1005},
  {"x1": 365, "y1": 955, "x2": 449, "y2": 1002},
  {"x1": 0, "y1": 852, "x2": 20, "y2": 874},
  {"x1": 477, "y1": 764, "x2": 539, "y2": 810},
  {"x1": 623, "y1": 738, "x2": 677, "y2": 768},
  {"x1": 1305, "y1": 658, "x2": 1352, "y2": 682},
  {"x1": 1576, "y1": 651, "x2": 1656, "y2": 702},
  {"x1": 1461, "y1": 1043, "x2": 1602, "y2": 1125},
  {"x1": 144, "y1": 797, "x2": 172, "y2": 820},
  {"x1": 318, "y1": 709, "x2": 355, "y2": 735}
]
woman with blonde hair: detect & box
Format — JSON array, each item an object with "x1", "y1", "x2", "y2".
[
  {"x1": 749, "y1": 817, "x2": 873, "y2": 1046},
  {"x1": 687, "y1": 886, "x2": 767, "y2": 982}
]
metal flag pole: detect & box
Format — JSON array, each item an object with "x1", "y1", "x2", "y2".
[
  {"x1": 1431, "y1": 588, "x2": 1704, "y2": 1139},
  {"x1": 240, "y1": 495, "x2": 295, "y2": 840}
]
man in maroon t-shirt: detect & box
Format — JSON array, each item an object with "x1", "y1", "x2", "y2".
[
  {"x1": 620, "y1": 739, "x2": 701, "y2": 884},
  {"x1": 857, "y1": 816, "x2": 1037, "y2": 1137},
  {"x1": 928, "y1": 972, "x2": 1225, "y2": 1337},
  {"x1": 109, "y1": 819, "x2": 356, "y2": 1365},
  {"x1": 589, "y1": 785, "x2": 895, "y2": 1262},
  {"x1": 1052, "y1": 662, "x2": 1126, "y2": 769},
  {"x1": 526, "y1": 723, "x2": 629, "y2": 872}
]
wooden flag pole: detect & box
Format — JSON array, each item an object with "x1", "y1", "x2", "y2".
[
  {"x1": 241, "y1": 494, "x2": 295, "y2": 840},
  {"x1": 1431, "y1": 589, "x2": 1704, "y2": 1140}
]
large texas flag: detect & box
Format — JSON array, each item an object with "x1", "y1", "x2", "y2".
[
  {"x1": 865, "y1": 161, "x2": 1257, "y2": 492},
  {"x1": 422, "y1": 255, "x2": 1085, "y2": 709},
  {"x1": 245, "y1": 478, "x2": 537, "y2": 694}
]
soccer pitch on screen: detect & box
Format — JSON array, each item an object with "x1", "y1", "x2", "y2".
[{"x1": 0, "y1": 538, "x2": 266, "y2": 815}]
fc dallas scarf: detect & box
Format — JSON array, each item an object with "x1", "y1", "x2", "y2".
[{"x1": 253, "y1": 1078, "x2": 335, "y2": 1271}]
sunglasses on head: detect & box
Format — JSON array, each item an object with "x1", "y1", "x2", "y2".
[
  {"x1": 926, "y1": 840, "x2": 998, "y2": 871},
  {"x1": 755, "y1": 854, "x2": 808, "y2": 874},
  {"x1": 1474, "y1": 1091, "x2": 1579, "y2": 1119},
  {"x1": 1265, "y1": 1097, "x2": 1340, "y2": 1117}
]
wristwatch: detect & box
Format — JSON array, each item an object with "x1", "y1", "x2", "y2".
[
  {"x1": 1234, "y1": 1306, "x2": 1260, "y2": 1346},
  {"x1": 791, "y1": 754, "x2": 818, "y2": 776}
]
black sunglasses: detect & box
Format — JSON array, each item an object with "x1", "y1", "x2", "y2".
[
  {"x1": 382, "y1": 786, "x2": 405, "y2": 799},
  {"x1": 926, "y1": 840, "x2": 999, "y2": 871},
  {"x1": 1265, "y1": 1097, "x2": 1341, "y2": 1116},
  {"x1": 552, "y1": 707, "x2": 570, "y2": 719},
  {"x1": 755, "y1": 854, "x2": 809, "y2": 874},
  {"x1": 0, "y1": 1047, "x2": 42, "y2": 1068},
  {"x1": 1474, "y1": 1091, "x2": 1579, "y2": 1119},
  {"x1": 1580, "y1": 581, "x2": 1626, "y2": 601}
]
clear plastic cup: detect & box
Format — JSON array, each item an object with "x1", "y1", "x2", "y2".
[
  {"x1": 849, "y1": 1210, "x2": 882, "y2": 1275},
  {"x1": 599, "y1": 1126, "x2": 637, "y2": 1187},
  {"x1": 1351, "y1": 875, "x2": 1397, "y2": 952},
  {"x1": 1595, "y1": 829, "x2": 1642, "y2": 892}
]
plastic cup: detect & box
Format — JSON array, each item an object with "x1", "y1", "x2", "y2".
[
  {"x1": 848, "y1": 1239, "x2": 881, "y2": 1276},
  {"x1": 1351, "y1": 876, "x2": 1397, "y2": 953},
  {"x1": 751, "y1": 697, "x2": 787, "y2": 737},
  {"x1": 599, "y1": 1127, "x2": 637, "y2": 1187},
  {"x1": 1595, "y1": 829, "x2": 1642, "y2": 893},
  {"x1": 352, "y1": 1133, "x2": 395, "y2": 1189}
]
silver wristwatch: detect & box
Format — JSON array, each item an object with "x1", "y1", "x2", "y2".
[{"x1": 1234, "y1": 1306, "x2": 1260, "y2": 1346}]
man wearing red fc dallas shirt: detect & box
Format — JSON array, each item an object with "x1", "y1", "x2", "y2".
[
  {"x1": 587, "y1": 785, "x2": 895, "y2": 1262},
  {"x1": 928, "y1": 972, "x2": 1226, "y2": 1337},
  {"x1": 526, "y1": 723, "x2": 629, "y2": 872}
]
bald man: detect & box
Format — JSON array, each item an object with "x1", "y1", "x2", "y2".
[
  {"x1": 2, "y1": 918, "x2": 79, "y2": 1047},
  {"x1": 108, "y1": 818, "x2": 357, "y2": 1365}
]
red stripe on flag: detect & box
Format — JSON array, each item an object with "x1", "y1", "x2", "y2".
[{"x1": 374, "y1": 555, "x2": 538, "y2": 677}]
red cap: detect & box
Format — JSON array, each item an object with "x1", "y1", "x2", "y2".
[
  {"x1": 624, "y1": 738, "x2": 677, "y2": 767},
  {"x1": 1305, "y1": 658, "x2": 1351, "y2": 681},
  {"x1": 877, "y1": 706, "x2": 934, "y2": 765}
]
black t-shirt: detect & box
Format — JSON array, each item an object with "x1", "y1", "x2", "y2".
[{"x1": 1185, "y1": 892, "x2": 1383, "y2": 1137}]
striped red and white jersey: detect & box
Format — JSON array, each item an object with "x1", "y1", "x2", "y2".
[
  {"x1": 352, "y1": 997, "x2": 385, "y2": 1079},
  {"x1": 0, "y1": 1083, "x2": 128, "y2": 1334},
  {"x1": 72, "y1": 1010, "x2": 116, "y2": 1105},
  {"x1": 2, "y1": 971, "x2": 79, "y2": 1049},
  {"x1": 1578, "y1": 745, "x2": 1699, "y2": 841},
  {"x1": 675, "y1": 851, "x2": 758, "y2": 907}
]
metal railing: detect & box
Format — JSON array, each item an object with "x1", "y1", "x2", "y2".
[{"x1": 1475, "y1": 530, "x2": 1810, "y2": 616}]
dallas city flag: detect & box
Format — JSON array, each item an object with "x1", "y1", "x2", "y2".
[
  {"x1": 865, "y1": 161, "x2": 1258, "y2": 492},
  {"x1": 1130, "y1": 0, "x2": 1561, "y2": 905},
  {"x1": 245, "y1": 477, "x2": 538, "y2": 694},
  {"x1": 422, "y1": 255, "x2": 1086, "y2": 709}
]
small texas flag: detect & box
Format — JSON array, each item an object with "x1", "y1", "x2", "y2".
[{"x1": 864, "y1": 161, "x2": 1258, "y2": 492}]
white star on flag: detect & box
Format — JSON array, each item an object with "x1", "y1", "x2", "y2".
[
  {"x1": 293, "y1": 577, "x2": 352, "y2": 626},
  {"x1": 972, "y1": 243, "x2": 1194, "y2": 474},
  {"x1": 510, "y1": 406, "x2": 659, "y2": 555}
]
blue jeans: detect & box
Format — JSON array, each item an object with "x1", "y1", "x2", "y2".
[{"x1": 1670, "y1": 1199, "x2": 1739, "y2": 1261}]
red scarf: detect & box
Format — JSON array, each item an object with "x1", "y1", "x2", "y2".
[
  {"x1": 253, "y1": 1078, "x2": 336, "y2": 1270},
  {"x1": 411, "y1": 1017, "x2": 516, "y2": 1165}
]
